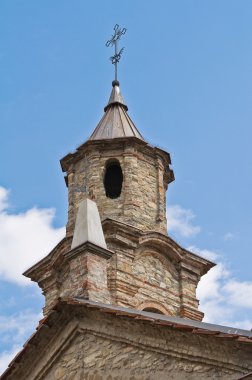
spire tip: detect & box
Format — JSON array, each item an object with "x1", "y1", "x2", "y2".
[{"x1": 112, "y1": 80, "x2": 120, "y2": 87}]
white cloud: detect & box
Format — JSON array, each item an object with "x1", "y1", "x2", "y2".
[
  {"x1": 223, "y1": 281, "x2": 252, "y2": 308},
  {"x1": 223, "y1": 232, "x2": 235, "y2": 241},
  {"x1": 0, "y1": 309, "x2": 41, "y2": 375},
  {"x1": 0, "y1": 346, "x2": 20, "y2": 375},
  {"x1": 0, "y1": 187, "x2": 9, "y2": 212},
  {"x1": 187, "y1": 245, "x2": 219, "y2": 262},
  {"x1": 194, "y1": 246, "x2": 252, "y2": 330},
  {"x1": 0, "y1": 186, "x2": 65, "y2": 285},
  {"x1": 0, "y1": 310, "x2": 41, "y2": 346},
  {"x1": 197, "y1": 262, "x2": 229, "y2": 301},
  {"x1": 167, "y1": 206, "x2": 252, "y2": 330},
  {"x1": 167, "y1": 204, "x2": 201, "y2": 238}
]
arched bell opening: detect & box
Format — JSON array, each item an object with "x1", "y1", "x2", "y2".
[{"x1": 104, "y1": 159, "x2": 123, "y2": 199}]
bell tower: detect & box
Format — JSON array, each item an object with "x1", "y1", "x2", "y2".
[
  {"x1": 24, "y1": 26, "x2": 215, "y2": 321},
  {"x1": 61, "y1": 80, "x2": 174, "y2": 238}
]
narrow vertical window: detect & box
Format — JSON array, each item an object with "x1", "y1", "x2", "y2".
[{"x1": 104, "y1": 160, "x2": 123, "y2": 199}]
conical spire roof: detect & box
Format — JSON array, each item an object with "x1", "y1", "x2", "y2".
[{"x1": 89, "y1": 80, "x2": 144, "y2": 141}]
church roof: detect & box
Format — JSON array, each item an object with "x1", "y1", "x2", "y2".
[
  {"x1": 2, "y1": 298, "x2": 252, "y2": 379},
  {"x1": 89, "y1": 80, "x2": 145, "y2": 141},
  {"x1": 72, "y1": 298, "x2": 252, "y2": 338}
]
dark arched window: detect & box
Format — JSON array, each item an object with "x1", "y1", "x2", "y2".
[
  {"x1": 104, "y1": 161, "x2": 123, "y2": 199},
  {"x1": 143, "y1": 307, "x2": 164, "y2": 315}
]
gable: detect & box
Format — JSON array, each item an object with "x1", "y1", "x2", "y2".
[
  {"x1": 2, "y1": 302, "x2": 252, "y2": 380},
  {"x1": 44, "y1": 331, "x2": 234, "y2": 380}
]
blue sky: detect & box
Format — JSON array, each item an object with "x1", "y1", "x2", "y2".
[{"x1": 1, "y1": 0, "x2": 252, "y2": 373}]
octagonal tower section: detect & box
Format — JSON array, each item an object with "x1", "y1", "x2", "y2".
[{"x1": 61, "y1": 81, "x2": 175, "y2": 238}]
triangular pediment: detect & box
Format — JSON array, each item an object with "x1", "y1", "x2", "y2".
[{"x1": 2, "y1": 300, "x2": 252, "y2": 380}]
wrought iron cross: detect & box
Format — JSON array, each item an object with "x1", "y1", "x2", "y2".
[{"x1": 106, "y1": 24, "x2": 127, "y2": 82}]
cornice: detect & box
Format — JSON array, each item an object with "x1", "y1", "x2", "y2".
[
  {"x1": 60, "y1": 137, "x2": 172, "y2": 174},
  {"x1": 64, "y1": 241, "x2": 114, "y2": 261},
  {"x1": 102, "y1": 218, "x2": 215, "y2": 275}
]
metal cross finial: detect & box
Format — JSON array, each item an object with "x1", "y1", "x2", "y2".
[{"x1": 106, "y1": 24, "x2": 127, "y2": 82}]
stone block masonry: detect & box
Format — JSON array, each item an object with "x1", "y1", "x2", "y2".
[
  {"x1": 61, "y1": 137, "x2": 174, "y2": 238},
  {"x1": 3, "y1": 302, "x2": 252, "y2": 380}
]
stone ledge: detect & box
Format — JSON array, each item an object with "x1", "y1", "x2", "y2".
[{"x1": 64, "y1": 241, "x2": 114, "y2": 261}]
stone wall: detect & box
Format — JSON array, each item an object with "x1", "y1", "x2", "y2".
[
  {"x1": 26, "y1": 138, "x2": 209, "y2": 321},
  {"x1": 45, "y1": 333, "x2": 234, "y2": 380},
  {"x1": 109, "y1": 248, "x2": 181, "y2": 315},
  {"x1": 64, "y1": 139, "x2": 173, "y2": 237},
  {"x1": 26, "y1": 217, "x2": 210, "y2": 320},
  {"x1": 61, "y1": 245, "x2": 112, "y2": 304},
  {"x1": 104, "y1": 220, "x2": 207, "y2": 320},
  {"x1": 10, "y1": 306, "x2": 252, "y2": 380}
]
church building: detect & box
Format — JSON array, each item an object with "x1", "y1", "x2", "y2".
[{"x1": 1, "y1": 26, "x2": 252, "y2": 380}]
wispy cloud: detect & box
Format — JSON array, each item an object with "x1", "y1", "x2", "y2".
[
  {"x1": 0, "y1": 187, "x2": 9, "y2": 212},
  {"x1": 0, "y1": 186, "x2": 65, "y2": 285},
  {"x1": 223, "y1": 281, "x2": 252, "y2": 308},
  {"x1": 223, "y1": 232, "x2": 235, "y2": 241},
  {"x1": 193, "y1": 246, "x2": 252, "y2": 330},
  {"x1": 187, "y1": 245, "x2": 219, "y2": 262},
  {"x1": 0, "y1": 346, "x2": 20, "y2": 375},
  {"x1": 0, "y1": 309, "x2": 41, "y2": 374},
  {"x1": 0, "y1": 310, "x2": 41, "y2": 346},
  {"x1": 167, "y1": 204, "x2": 201, "y2": 238},
  {"x1": 168, "y1": 204, "x2": 252, "y2": 330}
]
